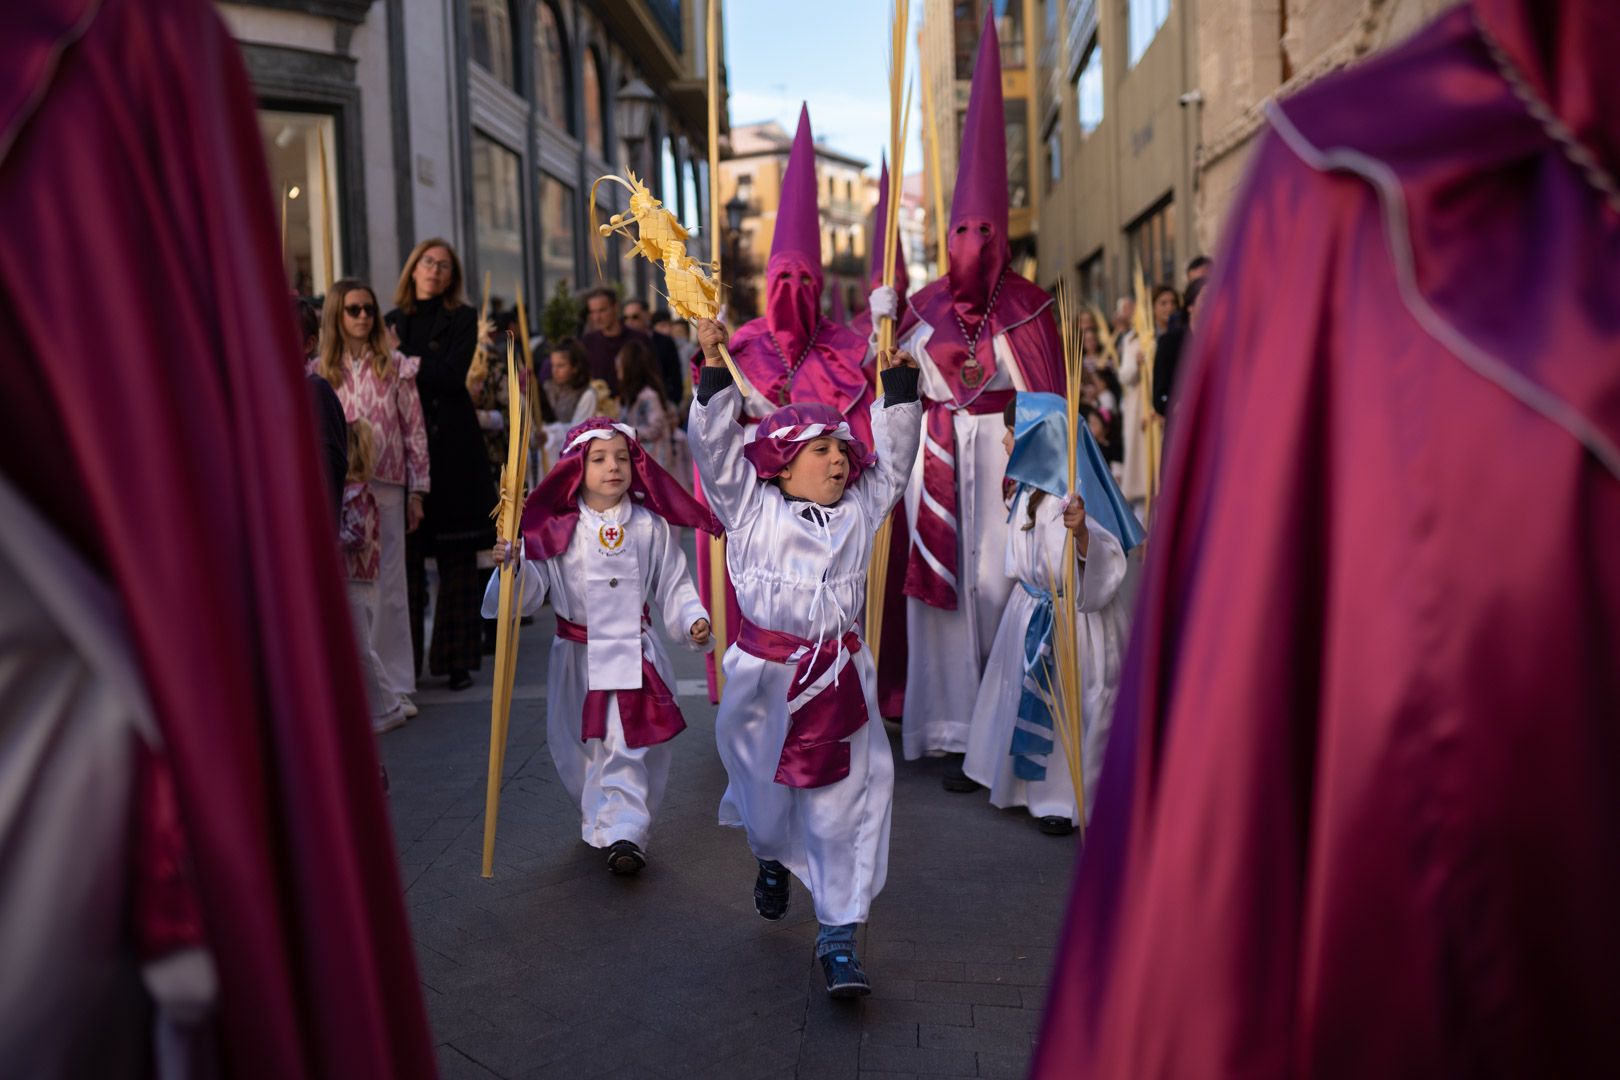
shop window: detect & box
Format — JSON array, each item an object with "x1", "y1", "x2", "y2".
[
  {"x1": 582, "y1": 47, "x2": 606, "y2": 160},
  {"x1": 540, "y1": 171, "x2": 576, "y2": 300},
  {"x1": 261, "y1": 110, "x2": 341, "y2": 296},
  {"x1": 1076, "y1": 35, "x2": 1103, "y2": 135},
  {"x1": 472, "y1": 132, "x2": 526, "y2": 317},
  {"x1": 533, "y1": 2, "x2": 573, "y2": 132},
  {"x1": 469, "y1": 0, "x2": 518, "y2": 91}
]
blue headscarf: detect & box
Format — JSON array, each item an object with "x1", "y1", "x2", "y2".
[{"x1": 1004, "y1": 391, "x2": 1145, "y2": 552}]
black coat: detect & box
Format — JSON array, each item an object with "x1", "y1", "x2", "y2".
[
  {"x1": 1152, "y1": 323, "x2": 1190, "y2": 418},
  {"x1": 305, "y1": 372, "x2": 348, "y2": 519},
  {"x1": 386, "y1": 297, "x2": 496, "y2": 552}
]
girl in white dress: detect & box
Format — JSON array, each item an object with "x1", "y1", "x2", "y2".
[
  {"x1": 687, "y1": 318, "x2": 922, "y2": 998},
  {"x1": 484, "y1": 418, "x2": 718, "y2": 874},
  {"x1": 961, "y1": 393, "x2": 1142, "y2": 834}
]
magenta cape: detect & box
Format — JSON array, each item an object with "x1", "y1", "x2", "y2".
[
  {"x1": 724, "y1": 316, "x2": 877, "y2": 429},
  {"x1": 0, "y1": 0, "x2": 434, "y2": 1076},
  {"x1": 906, "y1": 274, "x2": 1066, "y2": 399},
  {"x1": 1035, "y1": 5, "x2": 1620, "y2": 1077}
]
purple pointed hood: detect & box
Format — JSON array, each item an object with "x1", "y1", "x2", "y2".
[
  {"x1": 765, "y1": 103, "x2": 824, "y2": 360},
  {"x1": 947, "y1": 9, "x2": 1010, "y2": 314},
  {"x1": 768, "y1": 104, "x2": 823, "y2": 285},
  {"x1": 869, "y1": 155, "x2": 911, "y2": 297}
]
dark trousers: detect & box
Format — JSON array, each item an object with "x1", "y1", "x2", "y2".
[{"x1": 406, "y1": 534, "x2": 483, "y2": 677}]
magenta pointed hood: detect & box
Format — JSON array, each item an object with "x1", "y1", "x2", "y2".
[
  {"x1": 869, "y1": 156, "x2": 910, "y2": 296},
  {"x1": 947, "y1": 9, "x2": 1010, "y2": 313},
  {"x1": 765, "y1": 103, "x2": 824, "y2": 360}
]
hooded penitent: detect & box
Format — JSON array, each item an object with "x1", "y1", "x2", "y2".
[
  {"x1": 0, "y1": 0, "x2": 437, "y2": 1074},
  {"x1": 903, "y1": 9, "x2": 1065, "y2": 612},
  {"x1": 1034, "y1": 1, "x2": 1620, "y2": 1075},
  {"x1": 720, "y1": 105, "x2": 871, "y2": 418},
  {"x1": 521, "y1": 417, "x2": 721, "y2": 560}
]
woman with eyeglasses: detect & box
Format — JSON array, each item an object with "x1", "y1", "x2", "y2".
[
  {"x1": 386, "y1": 239, "x2": 496, "y2": 694},
  {"x1": 312, "y1": 279, "x2": 429, "y2": 728}
]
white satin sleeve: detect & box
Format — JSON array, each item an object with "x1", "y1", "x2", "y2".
[
  {"x1": 687, "y1": 382, "x2": 764, "y2": 532},
  {"x1": 646, "y1": 513, "x2": 711, "y2": 651},
  {"x1": 479, "y1": 555, "x2": 547, "y2": 619},
  {"x1": 1076, "y1": 518, "x2": 1127, "y2": 614},
  {"x1": 850, "y1": 395, "x2": 923, "y2": 525}
]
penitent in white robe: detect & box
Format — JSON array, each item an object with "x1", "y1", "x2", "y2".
[
  {"x1": 896, "y1": 323, "x2": 1027, "y2": 760},
  {"x1": 689, "y1": 382, "x2": 922, "y2": 926},
  {"x1": 481, "y1": 498, "x2": 708, "y2": 850},
  {"x1": 962, "y1": 488, "x2": 1133, "y2": 824}
]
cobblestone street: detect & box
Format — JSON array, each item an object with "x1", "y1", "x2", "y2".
[{"x1": 381, "y1": 585, "x2": 1078, "y2": 1079}]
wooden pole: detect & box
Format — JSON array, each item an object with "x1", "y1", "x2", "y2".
[
  {"x1": 706, "y1": 0, "x2": 729, "y2": 692},
  {"x1": 481, "y1": 333, "x2": 527, "y2": 877},
  {"x1": 918, "y1": 29, "x2": 949, "y2": 275},
  {"x1": 866, "y1": 0, "x2": 912, "y2": 666}
]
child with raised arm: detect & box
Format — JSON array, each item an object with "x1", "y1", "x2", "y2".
[
  {"x1": 484, "y1": 418, "x2": 719, "y2": 874},
  {"x1": 687, "y1": 317, "x2": 923, "y2": 998},
  {"x1": 961, "y1": 393, "x2": 1142, "y2": 833}
]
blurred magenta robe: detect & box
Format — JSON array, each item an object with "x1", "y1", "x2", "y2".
[
  {"x1": 1035, "y1": 2, "x2": 1620, "y2": 1076},
  {"x1": 0, "y1": 0, "x2": 435, "y2": 1076}
]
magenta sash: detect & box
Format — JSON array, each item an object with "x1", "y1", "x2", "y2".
[
  {"x1": 736, "y1": 618, "x2": 869, "y2": 789},
  {"x1": 903, "y1": 389, "x2": 1015, "y2": 610},
  {"x1": 554, "y1": 613, "x2": 686, "y2": 749}
]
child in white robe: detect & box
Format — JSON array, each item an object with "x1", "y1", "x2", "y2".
[
  {"x1": 962, "y1": 393, "x2": 1141, "y2": 833},
  {"x1": 688, "y1": 318, "x2": 923, "y2": 998},
  {"x1": 484, "y1": 418, "x2": 717, "y2": 874}
]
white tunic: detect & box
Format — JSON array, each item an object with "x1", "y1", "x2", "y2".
[
  {"x1": 689, "y1": 382, "x2": 922, "y2": 926},
  {"x1": 1117, "y1": 332, "x2": 1150, "y2": 504},
  {"x1": 896, "y1": 322, "x2": 1025, "y2": 760},
  {"x1": 482, "y1": 498, "x2": 707, "y2": 849},
  {"x1": 962, "y1": 488, "x2": 1134, "y2": 824}
]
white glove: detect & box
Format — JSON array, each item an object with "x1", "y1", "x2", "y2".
[
  {"x1": 867, "y1": 285, "x2": 899, "y2": 322},
  {"x1": 477, "y1": 409, "x2": 505, "y2": 432}
]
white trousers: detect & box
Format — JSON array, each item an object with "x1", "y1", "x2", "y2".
[
  {"x1": 369, "y1": 481, "x2": 416, "y2": 699},
  {"x1": 715, "y1": 648, "x2": 894, "y2": 926}
]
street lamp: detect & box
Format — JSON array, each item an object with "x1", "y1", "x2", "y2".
[{"x1": 614, "y1": 79, "x2": 658, "y2": 300}]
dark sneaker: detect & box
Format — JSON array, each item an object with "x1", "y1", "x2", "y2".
[
  {"x1": 447, "y1": 668, "x2": 473, "y2": 691},
  {"x1": 941, "y1": 754, "x2": 981, "y2": 793},
  {"x1": 820, "y1": 950, "x2": 872, "y2": 998},
  {"x1": 1038, "y1": 815, "x2": 1077, "y2": 836},
  {"x1": 753, "y1": 861, "x2": 790, "y2": 920},
  {"x1": 606, "y1": 839, "x2": 646, "y2": 875}
]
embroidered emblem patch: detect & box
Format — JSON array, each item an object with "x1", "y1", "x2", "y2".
[{"x1": 598, "y1": 522, "x2": 625, "y2": 552}]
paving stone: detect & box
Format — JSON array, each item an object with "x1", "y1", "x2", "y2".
[
  {"x1": 859, "y1": 1021, "x2": 920, "y2": 1048},
  {"x1": 918, "y1": 1023, "x2": 1034, "y2": 1055},
  {"x1": 967, "y1": 1004, "x2": 1046, "y2": 1034},
  {"x1": 913, "y1": 980, "x2": 1024, "y2": 1006},
  {"x1": 856, "y1": 1043, "x2": 979, "y2": 1076},
  {"x1": 976, "y1": 1049, "x2": 1036, "y2": 1078}
]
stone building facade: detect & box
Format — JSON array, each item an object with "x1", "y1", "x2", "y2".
[{"x1": 219, "y1": 0, "x2": 727, "y2": 321}]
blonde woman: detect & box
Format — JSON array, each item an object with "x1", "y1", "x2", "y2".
[{"x1": 313, "y1": 278, "x2": 428, "y2": 716}]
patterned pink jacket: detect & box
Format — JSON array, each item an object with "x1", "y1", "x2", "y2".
[
  {"x1": 339, "y1": 481, "x2": 380, "y2": 582},
  {"x1": 308, "y1": 351, "x2": 430, "y2": 491}
]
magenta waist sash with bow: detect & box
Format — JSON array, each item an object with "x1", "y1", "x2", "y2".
[
  {"x1": 736, "y1": 617, "x2": 870, "y2": 789},
  {"x1": 903, "y1": 389, "x2": 1016, "y2": 611},
  {"x1": 554, "y1": 613, "x2": 686, "y2": 749}
]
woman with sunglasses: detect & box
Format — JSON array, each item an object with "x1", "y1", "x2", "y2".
[
  {"x1": 312, "y1": 279, "x2": 429, "y2": 723},
  {"x1": 386, "y1": 239, "x2": 496, "y2": 693}
]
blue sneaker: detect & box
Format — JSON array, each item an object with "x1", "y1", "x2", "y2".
[
  {"x1": 819, "y1": 949, "x2": 871, "y2": 998},
  {"x1": 753, "y1": 860, "x2": 790, "y2": 920}
]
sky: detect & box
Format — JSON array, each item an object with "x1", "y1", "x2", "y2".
[{"x1": 725, "y1": 0, "x2": 926, "y2": 176}]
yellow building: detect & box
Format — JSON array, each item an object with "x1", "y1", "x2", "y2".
[
  {"x1": 919, "y1": 0, "x2": 1043, "y2": 276},
  {"x1": 717, "y1": 120, "x2": 872, "y2": 323},
  {"x1": 1033, "y1": 0, "x2": 1199, "y2": 309}
]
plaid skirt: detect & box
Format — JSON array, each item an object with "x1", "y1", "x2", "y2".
[{"x1": 407, "y1": 540, "x2": 483, "y2": 677}]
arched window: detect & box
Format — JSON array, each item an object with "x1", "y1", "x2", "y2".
[
  {"x1": 469, "y1": 0, "x2": 517, "y2": 92},
  {"x1": 581, "y1": 47, "x2": 606, "y2": 160},
  {"x1": 533, "y1": 2, "x2": 572, "y2": 133}
]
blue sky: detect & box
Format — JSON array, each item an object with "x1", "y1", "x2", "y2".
[{"x1": 726, "y1": 0, "x2": 925, "y2": 175}]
